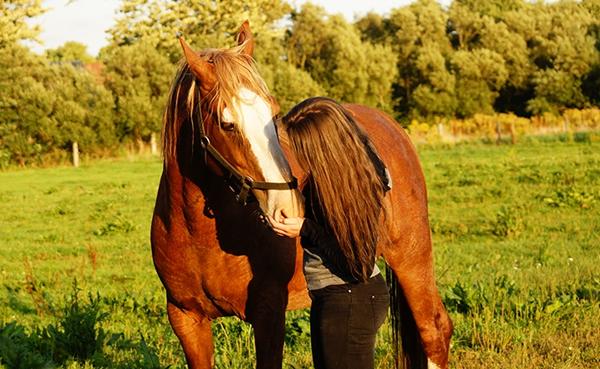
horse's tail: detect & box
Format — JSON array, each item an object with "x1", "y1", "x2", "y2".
[{"x1": 386, "y1": 263, "x2": 428, "y2": 369}]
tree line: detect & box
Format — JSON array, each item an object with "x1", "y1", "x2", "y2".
[{"x1": 1, "y1": 0, "x2": 599, "y2": 166}]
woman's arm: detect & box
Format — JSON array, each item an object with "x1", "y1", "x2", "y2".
[{"x1": 269, "y1": 215, "x2": 358, "y2": 277}]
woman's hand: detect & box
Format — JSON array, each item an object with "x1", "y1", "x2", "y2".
[{"x1": 267, "y1": 208, "x2": 304, "y2": 238}]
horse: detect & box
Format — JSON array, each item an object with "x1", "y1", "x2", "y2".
[{"x1": 151, "y1": 21, "x2": 452, "y2": 369}]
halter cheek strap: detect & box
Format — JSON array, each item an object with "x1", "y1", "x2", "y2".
[{"x1": 197, "y1": 109, "x2": 298, "y2": 205}]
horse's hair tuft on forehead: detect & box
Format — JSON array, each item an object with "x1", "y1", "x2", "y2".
[
  {"x1": 162, "y1": 41, "x2": 272, "y2": 164},
  {"x1": 203, "y1": 42, "x2": 271, "y2": 124}
]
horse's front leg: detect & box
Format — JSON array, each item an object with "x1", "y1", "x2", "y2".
[
  {"x1": 167, "y1": 301, "x2": 214, "y2": 369},
  {"x1": 246, "y1": 278, "x2": 289, "y2": 369}
]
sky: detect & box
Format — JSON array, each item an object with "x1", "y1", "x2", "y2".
[{"x1": 30, "y1": 0, "x2": 453, "y2": 57}]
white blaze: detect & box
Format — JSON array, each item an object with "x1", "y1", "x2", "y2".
[{"x1": 223, "y1": 88, "x2": 295, "y2": 214}]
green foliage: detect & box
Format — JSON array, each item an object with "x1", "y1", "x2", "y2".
[
  {"x1": 0, "y1": 46, "x2": 116, "y2": 166},
  {"x1": 1, "y1": 141, "x2": 599, "y2": 368},
  {"x1": 411, "y1": 45, "x2": 456, "y2": 118},
  {"x1": 0, "y1": 44, "x2": 54, "y2": 166},
  {"x1": 0, "y1": 0, "x2": 45, "y2": 48},
  {"x1": 124, "y1": 334, "x2": 170, "y2": 369},
  {"x1": 46, "y1": 42, "x2": 94, "y2": 63},
  {"x1": 108, "y1": 0, "x2": 291, "y2": 62},
  {"x1": 0, "y1": 322, "x2": 53, "y2": 369},
  {"x1": 4, "y1": 0, "x2": 600, "y2": 165},
  {"x1": 93, "y1": 215, "x2": 136, "y2": 237},
  {"x1": 383, "y1": 0, "x2": 454, "y2": 118},
  {"x1": 286, "y1": 4, "x2": 397, "y2": 111},
  {"x1": 42, "y1": 288, "x2": 108, "y2": 363},
  {"x1": 528, "y1": 69, "x2": 587, "y2": 115},
  {"x1": 541, "y1": 188, "x2": 596, "y2": 209},
  {"x1": 0, "y1": 285, "x2": 107, "y2": 368},
  {"x1": 264, "y1": 61, "x2": 325, "y2": 114},
  {"x1": 284, "y1": 310, "x2": 311, "y2": 347},
  {"x1": 491, "y1": 206, "x2": 523, "y2": 238},
  {"x1": 0, "y1": 298, "x2": 169, "y2": 369},
  {"x1": 101, "y1": 40, "x2": 173, "y2": 142}
]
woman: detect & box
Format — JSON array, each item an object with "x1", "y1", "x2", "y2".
[{"x1": 268, "y1": 97, "x2": 391, "y2": 369}]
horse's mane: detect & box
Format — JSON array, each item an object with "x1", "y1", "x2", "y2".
[{"x1": 162, "y1": 41, "x2": 271, "y2": 164}]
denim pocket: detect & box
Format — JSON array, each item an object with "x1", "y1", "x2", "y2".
[{"x1": 370, "y1": 293, "x2": 390, "y2": 330}]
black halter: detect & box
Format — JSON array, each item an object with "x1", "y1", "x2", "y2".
[{"x1": 196, "y1": 109, "x2": 298, "y2": 205}]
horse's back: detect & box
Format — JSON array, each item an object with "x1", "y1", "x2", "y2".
[
  {"x1": 344, "y1": 104, "x2": 427, "y2": 200},
  {"x1": 344, "y1": 104, "x2": 430, "y2": 249}
]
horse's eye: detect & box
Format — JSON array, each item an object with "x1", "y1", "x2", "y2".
[{"x1": 221, "y1": 121, "x2": 236, "y2": 131}]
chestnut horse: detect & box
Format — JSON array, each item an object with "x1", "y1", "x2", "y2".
[{"x1": 151, "y1": 22, "x2": 452, "y2": 369}]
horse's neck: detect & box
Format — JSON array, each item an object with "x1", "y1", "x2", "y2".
[{"x1": 164, "y1": 157, "x2": 246, "y2": 218}]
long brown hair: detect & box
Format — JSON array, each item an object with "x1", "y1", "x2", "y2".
[{"x1": 281, "y1": 97, "x2": 386, "y2": 281}]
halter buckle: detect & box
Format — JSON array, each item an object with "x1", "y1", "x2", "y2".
[{"x1": 235, "y1": 176, "x2": 254, "y2": 205}]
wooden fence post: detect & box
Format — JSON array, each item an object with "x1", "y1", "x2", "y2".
[
  {"x1": 495, "y1": 122, "x2": 502, "y2": 145},
  {"x1": 72, "y1": 142, "x2": 79, "y2": 167},
  {"x1": 150, "y1": 133, "x2": 158, "y2": 156},
  {"x1": 510, "y1": 122, "x2": 516, "y2": 145}
]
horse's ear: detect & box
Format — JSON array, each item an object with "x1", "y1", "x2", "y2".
[
  {"x1": 179, "y1": 37, "x2": 214, "y2": 84},
  {"x1": 236, "y1": 20, "x2": 254, "y2": 56}
]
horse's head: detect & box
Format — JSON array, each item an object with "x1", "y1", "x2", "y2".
[{"x1": 163, "y1": 21, "x2": 303, "y2": 219}]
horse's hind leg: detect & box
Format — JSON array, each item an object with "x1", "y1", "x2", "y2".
[
  {"x1": 167, "y1": 301, "x2": 214, "y2": 369},
  {"x1": 384, "y1": 219, "x2": 453, "y2": 369}
]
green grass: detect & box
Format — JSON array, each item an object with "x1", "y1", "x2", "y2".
[{"x1": 0, "y1": 141, "x2": 598, "y2": 368}]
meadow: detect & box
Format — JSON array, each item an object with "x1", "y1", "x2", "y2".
[{"x1": 0, "y1": 135, "x2": 598, "y2": 369}]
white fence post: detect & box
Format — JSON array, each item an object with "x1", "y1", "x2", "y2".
[
  {"x1": 151, "y1": 133, "x2": 158, "y2": 156},
  {"x1": 72, "y1": 142, "x2": 80, "y2": 167}
]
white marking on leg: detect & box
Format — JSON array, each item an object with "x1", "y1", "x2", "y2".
[{"x1": 428, "y1": 358, "x2": 441, "y2": 369}]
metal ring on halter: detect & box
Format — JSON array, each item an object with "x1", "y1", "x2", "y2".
[
  {"x1": 200, "y1": 136, "x2": 210, "y2": 148},
  {"x1": 243, "y1": 176, "x2": 255, "y2": 188}
]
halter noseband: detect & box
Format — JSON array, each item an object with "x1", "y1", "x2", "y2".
[{"x1": 196, "y1": 109, "x2": 298, "y2": 205}]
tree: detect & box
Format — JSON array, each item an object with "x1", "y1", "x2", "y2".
[
  {"x1": 46, "y1": 41, "x2": 94, "y2": 63},
  {"x1": 582, "y1": 0, "x2": 600, "y2": 106},
  {"x1": 265, "y1": 62, "x2": 325, "y2": 114},
  {"x1": 382, "y1": 0, "x2": 455, "y2": 119},
  {"x1": 0, "y1": 44, "x2": 53, "y2": 165},
  {"x1": 47, "y1": 63, "x2": 116, "y2": 152},
  {"x1": 101, "y1": 40, "x2": 173, "y2": 145},
  {"x1": 451, "y1": 49, "x2": 508, "y2": 117},
  {"x1": 0, "y1": 44, "x2": 115, "y2": 166},
  {"x1": 0, "y1": 0, "x2": 45, "y2": 48},
  {"x1": 286, "y1": 4, "x2": 397, "y2": 112},
  {"x1": 108, "y1": 0, "x2": 291, "y2": 62},
  {"x1": 411, "y1": 45, "x2": 457, "y2": 119},
  {"x1": 524, "y1": 1, "x2": 598, "y2": 113},
  {"x1": 527, "y1": 69, "x2": 587, "y2": 115},
  {"x1": 354, "y1": 12, "x2": 390, "y2": 45},
  {"x1": 453, "y1": 0, "x2": 525, "y2": 20}
]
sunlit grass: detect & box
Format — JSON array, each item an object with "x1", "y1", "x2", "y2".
[{"x1": 0, "y1": 140, "x2": 598, "y2": 368}]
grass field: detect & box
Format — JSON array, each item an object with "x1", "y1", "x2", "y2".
[{"x1": 0, "y1": 137, "x2": 598, "y2": 369}]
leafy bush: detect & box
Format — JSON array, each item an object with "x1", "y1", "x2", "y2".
[
  {"x1": 491, "y1": 206, "x2": 524, "y2": 238},
  {"x1": 93, "y1": 216, "x2": 136, "y2": 236},
  {"x1": 541, "y1": 188, "x2": 596, "y2": 209},
  {"x1": 41, "y1": 288, "x2": 108, "y2": 363},
  {"x1": 408, "y1": 108, "x2": 600, "y2": 144},
  {"x1": 0, "y1": 322, "x2": 53, "y2": 369}
]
